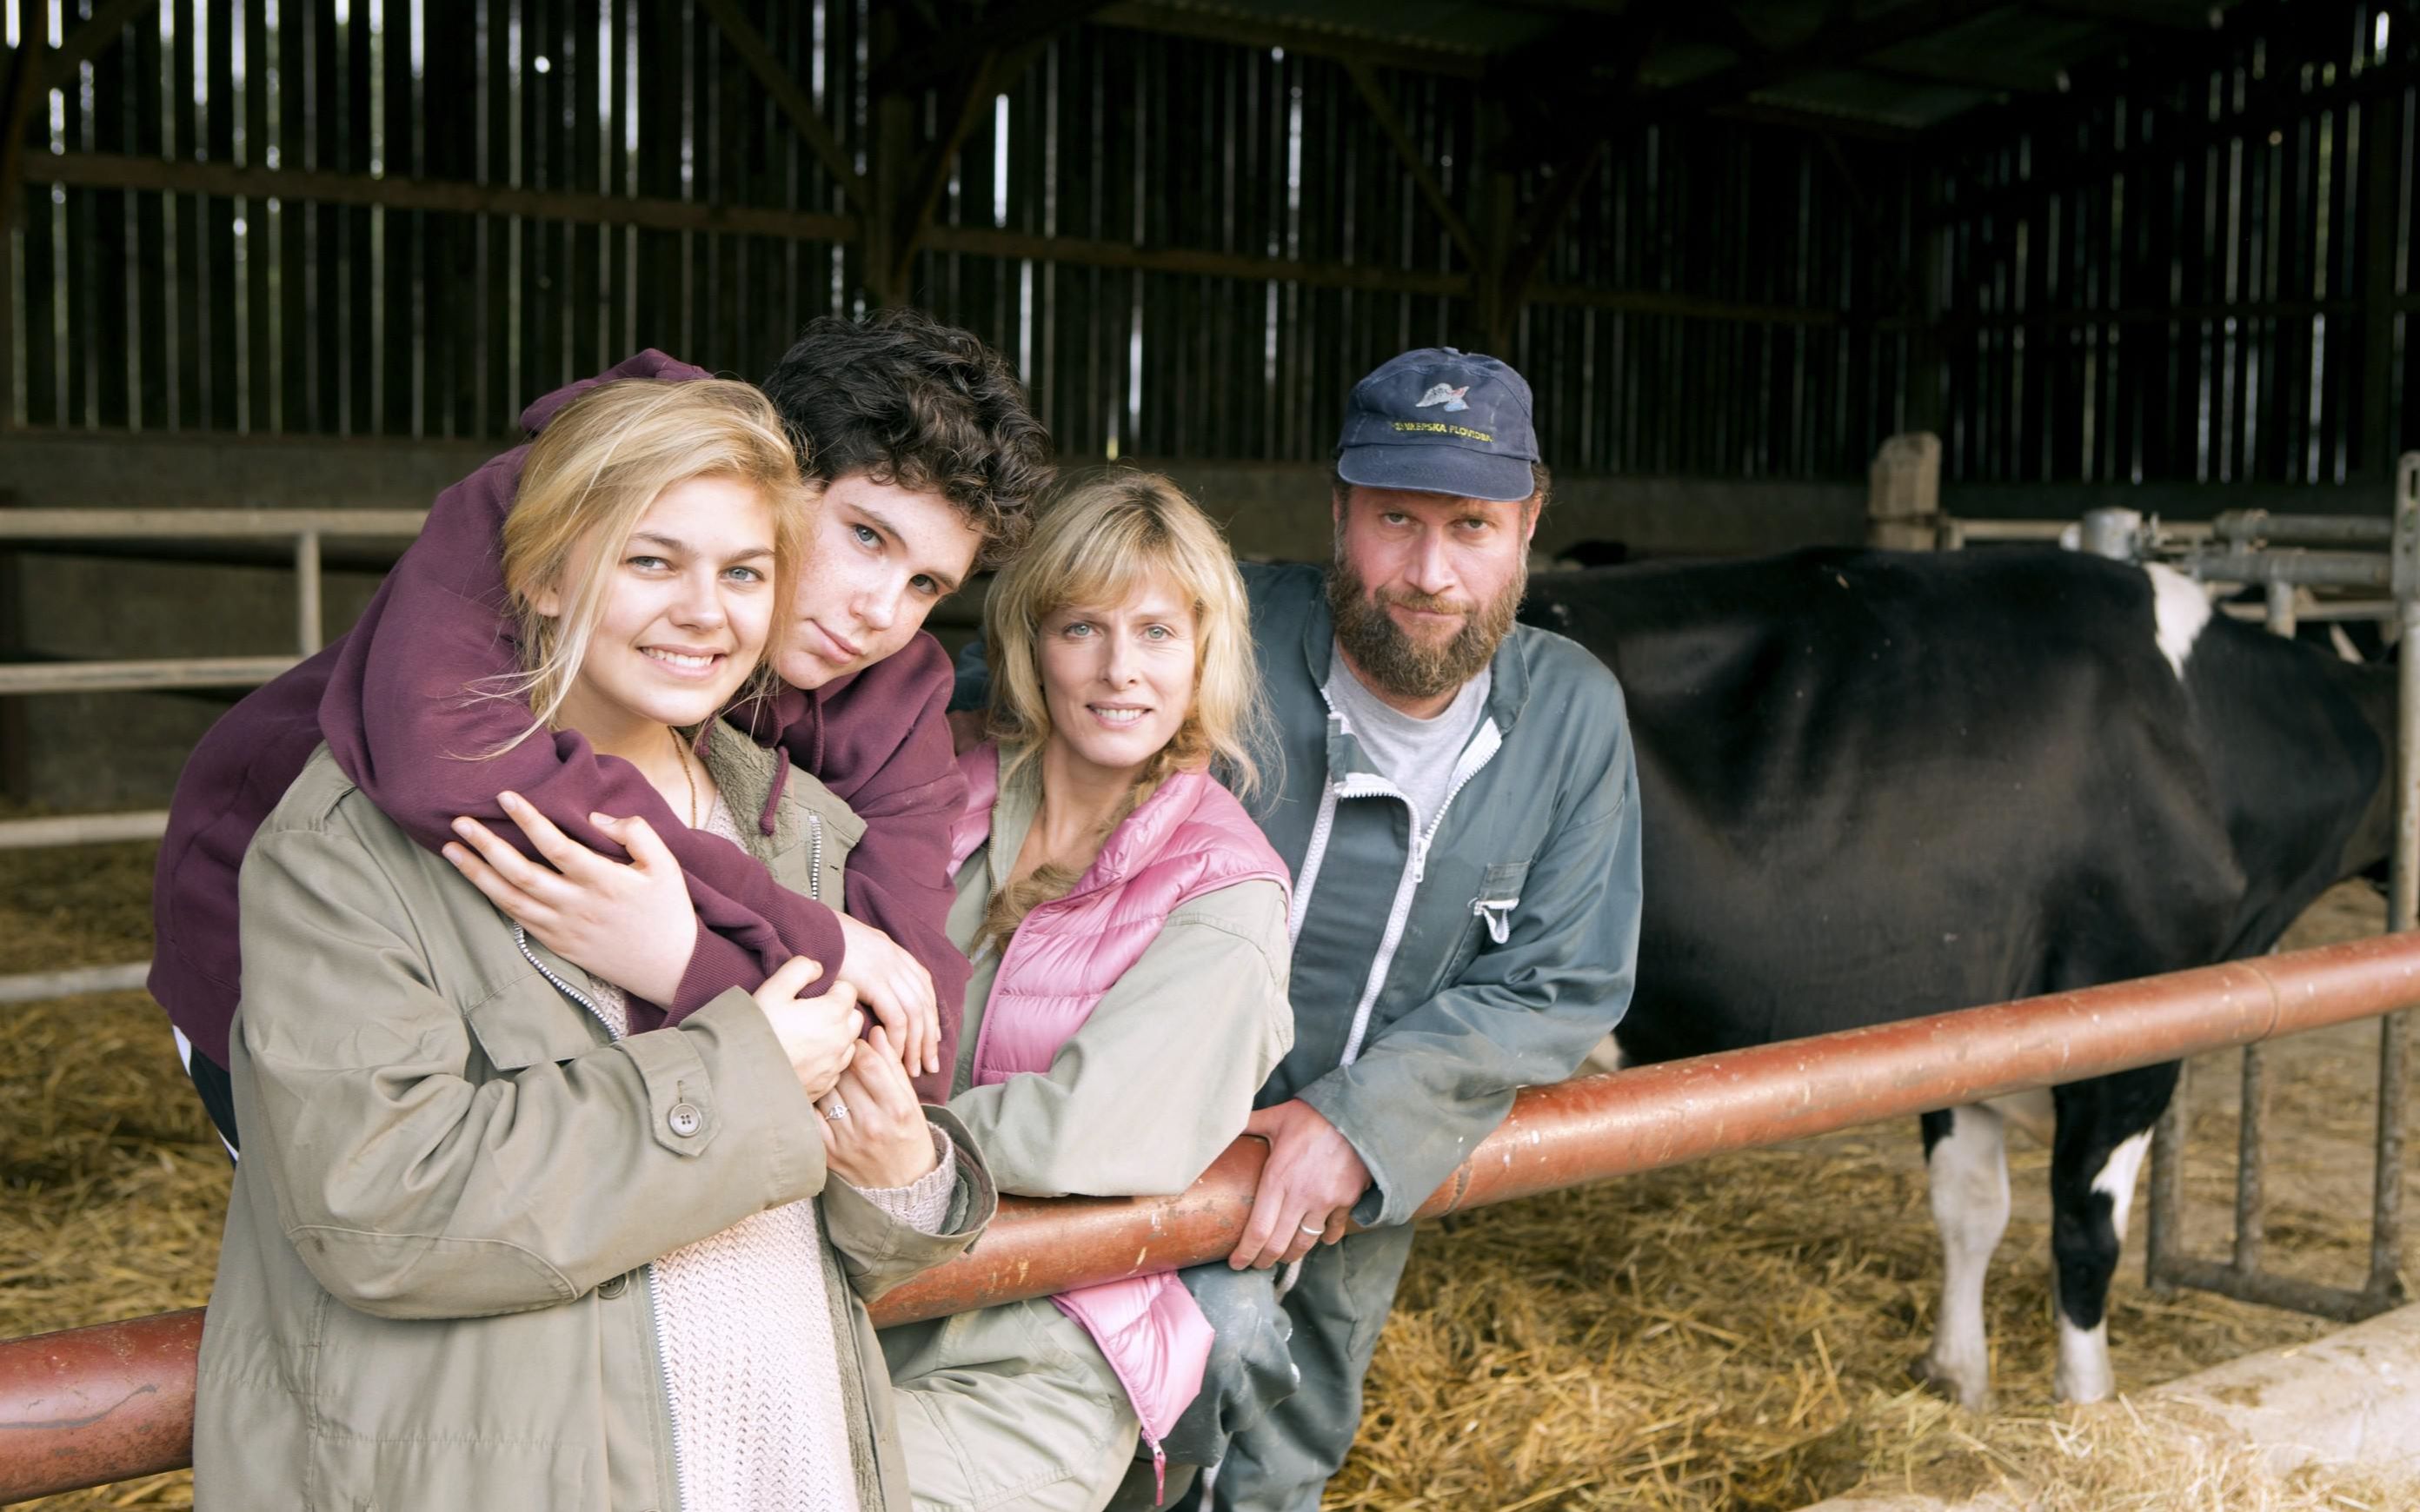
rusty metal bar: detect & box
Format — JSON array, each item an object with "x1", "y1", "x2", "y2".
[
  {"x1": 2213, "y1": 510, "x2": 2397, "y2": 547},
  {"x1": 2170, "y1": 548, "x2": 2395, "y2": 590},
  {"x1": 0, "y1": 1310, "x2": 202, "y2": 1500},
  {"x1": 13, "y1": 930, "x2": 2420, "y2": 1500}
]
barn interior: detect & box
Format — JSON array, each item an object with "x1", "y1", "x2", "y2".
[{"x1": 7, "y1": 1, "x2": 2420, "y2": 1508}]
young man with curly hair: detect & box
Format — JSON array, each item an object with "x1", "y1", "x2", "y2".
[{"x1": 154, "y1": 309, "x2": 1054, "y2": 1146}]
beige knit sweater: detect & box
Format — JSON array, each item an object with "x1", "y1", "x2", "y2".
[{"x1": 586, "y1": 798, "x2": 957, "y2": 1512}]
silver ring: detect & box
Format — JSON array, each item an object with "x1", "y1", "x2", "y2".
[
  {"x1": 1299, "y1": 1221, "x2": 1324, "y2": 1237},
  {"x1": 825, "y1": 1098, "x2": 850, "y2": 1122}
]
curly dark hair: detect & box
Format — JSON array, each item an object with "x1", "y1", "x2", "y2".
[{"x1": 761, "y1": 308, "x2": 1053, "y2": 569}]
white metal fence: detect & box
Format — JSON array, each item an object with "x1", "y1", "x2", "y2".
[{"x1": 0, "y1": 508, "x2": 427, "y2": 1003}]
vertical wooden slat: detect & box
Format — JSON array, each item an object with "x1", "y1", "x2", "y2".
[
  {"x1": 170, "y1": 0, "x2": 202, "y2": 428},
  {"x1": 344, "y1": 0, "x2": 371, "y2": 432},
  {"x1": 130, "y1": 2, "x2": 165, "y2": 428},
  {"x1": 208, "y1": 0, "x2": 238, "y2": 430},
  {"x1": 17, "y1": 0, "x2": 59, "y2": 425},
  {"x1": 243, "y1": 0, "x2": 271, "y2": 430},
  {"x1": 568, "y1": 0, "x2": 599, "y2": 378},
  {"x1": 382, "y1": 0, "x2": 416, "y2": 434},
  {"x1": 86, "y1": 3, "x2": 129, "y2": 428}
]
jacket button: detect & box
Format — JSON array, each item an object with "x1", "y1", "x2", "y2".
[
  {"x1": 598, "y1": 1272, "x2": 628, "y2": 1300},
  {"x1": 667, "y1": 1102, "x2": 704, "y2": 1138}
]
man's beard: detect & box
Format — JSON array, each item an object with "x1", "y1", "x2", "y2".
[{"x1": 1326, "y1": 554, "x2": 1525, "y2": 703}]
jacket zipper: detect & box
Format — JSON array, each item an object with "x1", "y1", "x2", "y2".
[
  {"x1": 1299, "y1": 706, "x2": 1506, "y2": 1069},
  {"x1": 511, "y1": 925, "x2": 688, "y2": 1508},
  {"x1": 805, "y1": 811, "x2": 824, "y2": 902}
]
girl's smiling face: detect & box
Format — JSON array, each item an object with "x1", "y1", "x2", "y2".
[{"x1": 539, "y1": 474, "x2": 780, "y2": 744}]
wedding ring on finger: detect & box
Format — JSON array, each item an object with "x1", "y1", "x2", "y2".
[
  {"x1": 823, "y1": 1098, "x2": 850, "y2": 1122},
  {"x1": 1299, "y1": 1221, "x2": 1325, "y2": 1237}
]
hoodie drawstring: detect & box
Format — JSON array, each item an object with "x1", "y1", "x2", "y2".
[{"x1": 759, "y1": 746, "x2": 788, "y2": 837}]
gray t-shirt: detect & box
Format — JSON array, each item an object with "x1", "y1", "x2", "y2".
[{"x1": 1324, "y1": 640, "x2": 1492, "y2": 837}]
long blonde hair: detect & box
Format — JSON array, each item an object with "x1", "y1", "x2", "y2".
[
  {"x1": 977, "y1": 472, "x2": 1267, "y2": 945},
  {"x1": 489, "y1": 378, "x2": 810, "y2": 751}
]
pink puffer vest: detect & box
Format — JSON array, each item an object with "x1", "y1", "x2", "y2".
[{"x1": 947, "y1": 745, "x2": 1288, "y2": 1480}]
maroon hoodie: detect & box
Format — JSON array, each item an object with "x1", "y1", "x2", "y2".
[{"x1": 151, "y1": 351, "x2": 969, "y2": 1102}]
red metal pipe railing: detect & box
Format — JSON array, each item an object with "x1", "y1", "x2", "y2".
[{"x1": 10, "y1": 930, "x2": 2420, "y2": 1501}]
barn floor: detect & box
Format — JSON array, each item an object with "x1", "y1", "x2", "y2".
[{"x1": 2, "y1": 851, "x2": 2411, "y2": 1509}]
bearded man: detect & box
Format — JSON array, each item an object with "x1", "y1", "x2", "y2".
[{"x1": 957, "y1": 348, "x2": 1645, "y2": 1512}]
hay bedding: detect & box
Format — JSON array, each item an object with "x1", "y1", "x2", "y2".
[{"x1": 3, "y1": 858, "x2": 2415, "y2": 1509}]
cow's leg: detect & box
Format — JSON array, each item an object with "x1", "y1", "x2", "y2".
[
  {"x1": 1914, "y1": 1104, "x2": 2010, "y2": 1411},
  {"x1": 2047, "y1": 1064, "x2": 2174, "y2": 1403}
]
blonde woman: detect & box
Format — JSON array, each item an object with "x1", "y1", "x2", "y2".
[
  {"x1": 882, "y1": 473, "x2": 1293, "y2": 1512},
  {"x1": 194, "y1": 378, "x2": 994, "y2": 1512}
]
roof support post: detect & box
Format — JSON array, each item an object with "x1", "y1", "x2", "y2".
[
  {"x1": 2364, "y1": 90, "x2": 2404, "y2": 483},
  {"x1": 1340, "y1": 59, "x2": 1483, "y2": 273},
  {"x1": 1476, "y1": 103, "x2": 1518, "y2": 355},
  {"x1": 881, "y1": 53, "x2": 1006, "y2": 310},
  {"x1": 695, "y1": 0, "x2": 874, "y2": 212}
]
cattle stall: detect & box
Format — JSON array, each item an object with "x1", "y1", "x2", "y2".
[{"x1": 12, "y1": 0, "x2": 2420, "y2": 1507}]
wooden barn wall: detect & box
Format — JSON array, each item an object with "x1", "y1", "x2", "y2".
[
  {"x1": 1927, "y1": 0, "x2": 2416, "y2": 492},
  {"x1": 3, "y1": 0, "x2": 1908, "y2": 482}
]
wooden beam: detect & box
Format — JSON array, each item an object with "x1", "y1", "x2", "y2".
[
  {"x1": 1488, "y1": 3, "x2": 1669, "y2": 323},
  {"x1": 1499, "y1": 139, "x2": 1607, "y2": 312},
  {"x1": 1859, "y1": 46, "x2": 2070, "y2": 95},
  {"x1": 695, "y1": 0, "x2": 874, "y2": 209},
  {"x1": 2024, "y1": 0, "x2": 2224, "y2": 30},
  {"x1": 921, "y1": 222, "x2": 1476, "y2": 297},
  {"x1": 1090, "y1": 2, "x2": 1487, "y2": 79},
  {"x1": 888, "y1": 55, "x2": 1004, "y2": 296},
  {"x1": 1647, "y1": 0, "x2": 2018, "y2": 119},
  {"x1": 1524, "y1": 282, "x2": 1844, "y2": 325},
  {"x1": 1340, "y1": 58, "x2": 1485, "y2": 270},
  {"x1": 876, "y1": 0, "x2": 1114, "y2": 96},
  {"x1": 31, "y1": 150, "x2": 861, "y2": 242},
  {"x1": 1936, "y1": 44, "x2": 2420, "y2": 222},
  {"x1": 2361, "y1": 90, "x2": 2401, "y2": 481},
  {"x1": 1931, "y1": 0, "x2": 2290, "y2": 148},
  {"x1": 45, "y1": 0, "x2": 158, "y2": 84},
  {"x1": 0, "y1": 0, "x2": 151, "y2": 421},
  {"x1": 4, "y1": 0, "x2": 156, "y2": 235},
  {"x1": 1712, "y1": 100, "x2": 1924, "y2": 141}
]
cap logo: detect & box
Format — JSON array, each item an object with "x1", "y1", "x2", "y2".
[
  {"x1": 1415, "y1": 382, "x2": 1471, "y2": 413},
  {"x1": 1390, "y1": 420, "x2": 1494, "y2": 442}
]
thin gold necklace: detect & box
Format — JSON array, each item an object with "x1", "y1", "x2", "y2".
[{"x1": 671, "y1": 727, "x2": 700, "y2": 828}]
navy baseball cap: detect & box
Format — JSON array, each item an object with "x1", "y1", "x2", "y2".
[{"x1": 1334, "y1": 348, "x2": 1539, "y2": 503}]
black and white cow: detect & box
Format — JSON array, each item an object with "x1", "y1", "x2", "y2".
[{"x1": 1524, "y1": 546, "x2": 2396, "y2": 1409}]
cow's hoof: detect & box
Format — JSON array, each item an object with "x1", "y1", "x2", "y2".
[{"x1": 1911, "y1": 1352, "x2": 1993, "y2": 1413}]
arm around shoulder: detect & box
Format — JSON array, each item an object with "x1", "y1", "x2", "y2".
[{"x1": 233, "y1": 800, "x2": 829, "y2": 1320}]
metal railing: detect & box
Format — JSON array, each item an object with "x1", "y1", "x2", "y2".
[
  {"x1": 1923, "y1": 462, "x2": 2420, "y2": 1323},
  {"x1": 7, "y1": 929, "x2": 2420, "y2": 1502},
  {"x1": 0, "y1": 507, "x2": 428, "y2": 1000}
]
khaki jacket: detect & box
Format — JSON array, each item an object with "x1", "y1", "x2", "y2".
[{"x1": 195, "y1": 732, "x2": 994, "y2": 1512}]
